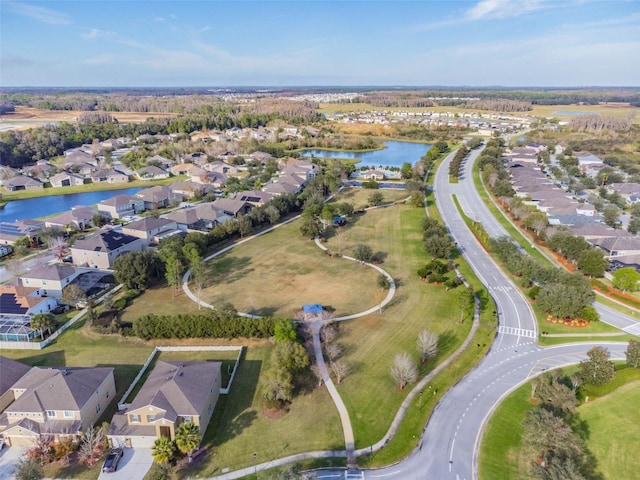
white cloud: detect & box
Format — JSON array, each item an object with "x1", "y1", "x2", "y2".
[
  {"x1": 84, "y1": 54, "x2": 115, "y2": 65},
  {"x1": 81, "y1": 28, "x2": 99, "y2": 39},
  {"x1": 4, "y1": 1, "x2": 71, "y2": 25},
  {"x1": 466, "y1": 0, "x2": 546, "y2": 20},
  {"x1": 199, "y1": 26, "x2": 211, "y2": 33}
]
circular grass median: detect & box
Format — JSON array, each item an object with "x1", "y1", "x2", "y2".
[{"x1": 198, "y1": 220, "x2": 381, "y2": 318}]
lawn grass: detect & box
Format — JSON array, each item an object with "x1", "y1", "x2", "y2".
[
  {"x1": 322, "y1": 200, "x2": 473, "y2": 448},
  {"x1": 119, "y1": 283, "x2": 201, "y2": 323},
  {"x1": 579, "y1": 380, "x2": 640, "y2": 479},
  {"x1": 478, "y1": 382, "x2": 535, "y2": 480},
  {"x1": 199, "y1": 219, "x2": 380, "y2": 318},
  {"x1": 332, "y1": 187, "x2": 409, "y2": 210},
  {"x1": 178, "y1": 343, "x2": 344, "y2": 478}
]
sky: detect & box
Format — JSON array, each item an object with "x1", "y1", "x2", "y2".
[{"x1": 1, "y1": 0, "x2": 639, "y2": 87}]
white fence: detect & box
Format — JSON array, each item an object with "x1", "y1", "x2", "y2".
[
  {"x1": 117, "y1": 345, "x2": 243, "y2": 410},
  {"x1": 0, "y1": 284, "x2": 122, "y2": 351}
]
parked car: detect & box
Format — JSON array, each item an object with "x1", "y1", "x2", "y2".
[{"x1": 101, "y1": 448, "x2": 123, "y2": 473}]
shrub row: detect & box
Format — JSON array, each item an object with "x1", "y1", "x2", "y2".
[{"x1": 133, "y1": 311, "x2": 279, "y2": 339}]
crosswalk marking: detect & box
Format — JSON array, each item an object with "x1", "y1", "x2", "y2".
[
  {"x1": 497, "y1": 325, "x2": 537, "y2": 338},
  {"x1": 623, "y1": 323, "x2": 640, "y2": 336}
]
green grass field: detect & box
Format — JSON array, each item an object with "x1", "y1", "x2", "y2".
[
  {"x1": 479, "y1": 383, "x2": 535, "y2": 480},
  {"x1": 322, "y1": 198, "x2": 473, "y2": 448},
  {"x1": 579, "y1": 380, "x2": 640, "y2": 479}
]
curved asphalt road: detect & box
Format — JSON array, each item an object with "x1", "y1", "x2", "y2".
[{"x1": 342, "y1": 147, "x2": 635, "y2": 480}]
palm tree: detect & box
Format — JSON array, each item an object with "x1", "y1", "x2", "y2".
[
  {"x1": 151, "y1": 437, "x2": 175, "y2": 464},
  {"x1": 30, "y1": 313, "x2": 55, "y2": 340},
  {"x1": 175, "y1": 422, "x2": 201, "y2": 460}
]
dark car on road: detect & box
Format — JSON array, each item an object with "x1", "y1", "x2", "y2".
[{"x1": 101, "y1": 448, "x2": 123, "y2": 473}]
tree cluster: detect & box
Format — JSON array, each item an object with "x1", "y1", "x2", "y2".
[
  {"x1": 491, "y1": 237, "x2": 596, "y2": 319},
  {"x1": 547, "y1": 229, "x2": 609, "y2": 278},
  {"x1": 524, "y1": 372, "x2": 599, "y2": 480},
  {"x1": 422, "y1": 217, "x2": 454, "y2": 259},
  {"x1": 448, "y1": 145, "x2": 470, "y2": 179},
  {"x1": 569, "y1": 114, "x2": 633, "y2": 132},
  {"x1": 262, "y1": 320, "x2": 310, "y2": 407},
  {"x1": 133, "y1": 309, "x2": 279, "y2": 340}
]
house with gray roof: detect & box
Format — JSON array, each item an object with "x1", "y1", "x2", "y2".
[
  {"x1": 2, "y1": 175, "x2": 43, "y2": 192},
  {"x1": 235, "y1": 190, "x2": 274, "y2": 206},
  {"x1": 591, "y1": 236, "x2": 640, "y2": 258},
  {"x1": 135, "y1": 185, "x2": 173, "y2": 210},
  {"x1": 0, "y1": 357, "x2": 31, "y2": 412},
  {"x1": 45, "y1": 206, "x2": 96, "y2": 231},
  {"x1": 0, "y1": 220, "x2": 43, "y2": 246},
  {"x1": 0, "y1": 365, "x2": 115, "y2": 446},
  {"x1": 49, "y1": 172, "x2": 85, "y2": 188},
  {"x1": 20, "y1": 264, "x2": 79, "y2": 298},
  {"x1": 70, "y1": 228, "x2": 143, "y2": 268},
  {"x1": 122, "y1": 217, "x2": 178, "y2": 245},
  {"x1": 211, "y1": 198, "x2": 253, "y2": 218},
  {"x1": 90, "y1": 169, "x2": 129, "y2": 184},
  {"x1": 135, "y1": 165, "x2": 170, "y2": 180},
  {"x1": 108, "y1": 361, "x2": 221, "y2": 448},
  {"x1": 97, "y1": 195, "x2": 145, "y2": 219}
]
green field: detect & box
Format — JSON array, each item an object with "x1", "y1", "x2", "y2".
[{"x1": 579, "y1": 380, "x2": 640, "y2": 479}]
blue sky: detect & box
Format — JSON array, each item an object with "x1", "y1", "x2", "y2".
[{"x1": 1, "y1": 0, "x2": 639, "y2": 87}]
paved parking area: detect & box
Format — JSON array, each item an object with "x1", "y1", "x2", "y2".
[
  {"x1": 97, "y1": 448, "x2": 152, "y2": 480},
  {"x1": 0, "y1": 447, "x2": 26, "y2": 480}
]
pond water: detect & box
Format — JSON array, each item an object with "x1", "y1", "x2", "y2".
[
  {"x1": 300, "y1": 140, "x2": 432, "y2": 168},
  {"x1": 0, "y1": 187, "x2": 143, "y2": 222}
]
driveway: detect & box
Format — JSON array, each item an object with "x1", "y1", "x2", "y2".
[
  {"x1": 97, "y1": 448, "x2": 152, "y2": 480},
  {"x1": 0, "y1": 446, "x2": 26, "y2": 480}
]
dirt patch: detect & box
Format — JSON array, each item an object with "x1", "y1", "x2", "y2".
[
  {"x1": 1, "y1": 106, "x2": 176, "y2": 125},
  {"x1": 263, "y1": 404, "x2": 289, "y2": 419}
]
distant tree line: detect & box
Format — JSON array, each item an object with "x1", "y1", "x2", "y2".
[{"x1": 569, "y1": 114, "x2": 633, "y2": 132}]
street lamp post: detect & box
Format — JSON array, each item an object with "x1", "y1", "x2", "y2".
[
  {"x1": 419, "y1": 390, "x2": 423, "y2": 408},
  {"x1": 253, "y1": 452, "x2": 257, "y2": 476}
]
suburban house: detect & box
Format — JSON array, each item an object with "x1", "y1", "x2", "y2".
[
  {"x1": 0, "y1": 244, "x2": 12, "y2": 259},
  {"x1": 361, "y1": 169, "x2": 387, "y2": 181},
  {"x1": 606, "y1": 183, "x2": 640, "y2": 204},
  {"x1": 170, "y1": 163, "x2": 204, "y2": 177},
  {"x1": 90, "y1": 169, "x2": 129, "y2": 184},
  {"x1": 44, "y1": 206, "x2": 96, "y2": 231},
  {"x1": 507, "y1": 147, "x2": 539, "y2": 164},
  {"x1": 97, "y1": 195, "x2": 145, "y2": 219},
  {"x1": 0, "y1": 366, "x2": 115, "y2": 446},
  {"x1": 64, "y1": 150, "x2": 98, "y2": 168},
  {"x1": 0, "y1": 284, "x2": 58, "y2": 315},
  {"x1": 49, "y1": 172, "x2": 85, "y2": 188},
  {"x1": 24, "y1": 161, "x2": 58, "y2": 180},
  {"x1": 164, "y1": 204, "x2": 231, "y2": 231},
  {"x1": 145, "y1": 155, "x2": 174, "y2": 170},
  {"x1": 0, "y1": 357, "x2": 31, "y2": 412},
  {"x1": 235, "y1": 190, "x2": 273, "y2": 207},
  {"x1": 2, "y1": 175, "x2": 44, "y2": 191},
  {"x1": 20, "y1": 264, "x2": 79, "y2": 299},
  {"x1": 70, "y1": 228, "x2": 143, "y2": 268},
  {"x1": 590, "y1": 236, "x2": 640, "y2": 258},
  {"x1": 191, "y1": 171, "x2": 227, "y2": 188},
  {"x1": 108, "y1": 361, "x2": 221, "y2": 448},
  {"x1": 135, "y1": 165, "x2": 170, "y2": 180},
  {"x1": 136, "y1": 185, "x2": 173, "y2": 210},
  {"x1": 0, "y1": 220, "x2": 43, "y2": 246},
  {"x1": 262, "y1": 179, "x2": 300, "y2": 196},
  {"x1": 169, "y1": 180, "x2": 209, "y2": 199},
  {"x1": 181, "y1": 152, "x2": 209, "y2": 166},
  {"x1": 211, "y1": 198, "x2": 253, "y2": 218},
  {"x1": 122, "y1": 217, "x2": 179, "y2": 245}
]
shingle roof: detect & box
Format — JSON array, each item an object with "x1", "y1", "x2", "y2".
[
  {"x1": 72, "y1": 228, "x2": 139, "y2": 252},
  {"x1": 7, "y1": 366, "x2": 113, "y2": 412},
  {"x1": 21, "y1": 264, "x2": 77, "y2": 281},
  {"x1": 125, "y1": 217, "x2": 174, "y2": 232},
  {"x1": 0, "y1": 356, "x2": 31, "y2": 397},
  {"x1": 128, "y1": 361, "x2": 221, "y2": 416},
  {"x1": 99, "y1": 195, "x2": 133, "y2": 207}
]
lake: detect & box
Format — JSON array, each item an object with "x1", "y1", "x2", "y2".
[
  {"x1": 300, "y1": 140, "x2": 432, "y2": 168},
  {"x1": 0, "y1": 187, "x2": 143, "y2": 222}
]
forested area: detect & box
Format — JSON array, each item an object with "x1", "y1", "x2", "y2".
[{"x1": 0, "y1": 110, "x2": 275, "y2": 167}]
